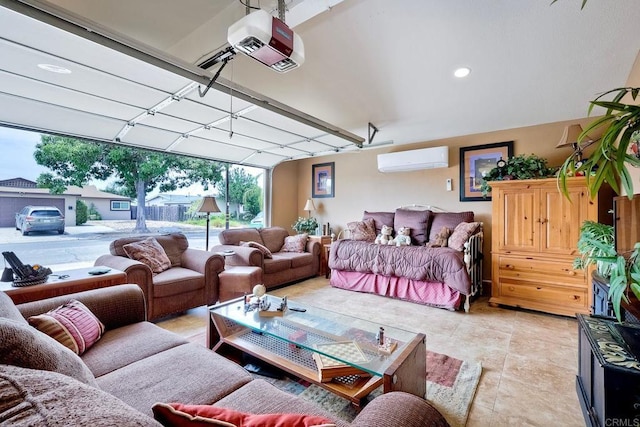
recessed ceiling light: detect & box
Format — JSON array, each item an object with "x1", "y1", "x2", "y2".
[
  {"x1": 454, "y1": 67, "x2": 471, "y2": 78},
  {"x1": 37, "y1": 64, "x2": 72, "y2": 74}
]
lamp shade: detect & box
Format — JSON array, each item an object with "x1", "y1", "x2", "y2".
[
  {"x1": 303, "y1": 199, "x2": 316, "y2": 212},
  {"x1": 198, "y1": 196, "x2": 221, "y2": 213},
  {"x1": 556, "y1": 124, "x2": 595, "y2": 149}
]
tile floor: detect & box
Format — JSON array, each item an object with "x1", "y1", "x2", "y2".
[{"x1": 156, "y1": 276, "x2": 584, "y2": 426}]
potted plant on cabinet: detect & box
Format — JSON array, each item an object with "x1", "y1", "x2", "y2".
[{"x1": 480, "y1": 153, "x2": 556, "y2": 197}]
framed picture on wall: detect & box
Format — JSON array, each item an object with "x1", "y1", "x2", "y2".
[
  {"x1": 312, "y1": 162, "x2": 335, "y2": 198},
  {"x1": 459, "y1": 141, "x2": 514, "y2": 201}
]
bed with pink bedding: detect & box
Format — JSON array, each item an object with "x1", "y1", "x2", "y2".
[{"x1": 328, "y1": 208, "x2": 483, "y2": 312}]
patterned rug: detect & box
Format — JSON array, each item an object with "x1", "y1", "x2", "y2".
[{"x1": 189, "y1": 334, "x2": 481, "y2": 426}]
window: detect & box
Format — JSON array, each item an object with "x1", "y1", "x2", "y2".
[{"x1": 111, "y1": 200, "x2": 130, "y2": 211}]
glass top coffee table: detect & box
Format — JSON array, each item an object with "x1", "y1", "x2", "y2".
[{"x1": 208, "y1": 295, "x2": 426, "y2": 406}]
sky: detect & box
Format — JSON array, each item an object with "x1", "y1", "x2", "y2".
[
  {"x1": 0, "y1": 127, "x2": 264, "y2": 196},
  {"x1": 0, "y1": 127, "x2": 47, "y2": 181}
]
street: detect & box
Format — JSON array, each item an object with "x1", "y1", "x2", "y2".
[{"x1": 0, "y1": 228, "x2": 220, "y2": 270}]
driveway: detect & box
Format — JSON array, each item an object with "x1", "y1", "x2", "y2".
[
  {"x1": 0, "y1": 220, "x2": 206, "y2": 244},
  {"x1": 0, "y1": 220, "x2": 219, "y2": 270}
]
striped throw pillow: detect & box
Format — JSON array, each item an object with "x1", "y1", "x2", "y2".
[{"x1": 28, "y1": 300, "x2": 105, "y2": 355}]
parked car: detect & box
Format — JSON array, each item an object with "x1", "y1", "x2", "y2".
[
  {"x1": 249, "y1": 211, "x2": 264, "y2": 228},
  {"x1": 15, "y1": 206, "x2": 65, "y2": 236}
]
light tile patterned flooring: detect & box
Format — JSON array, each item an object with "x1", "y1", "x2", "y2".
[{"x1": 156, "y1": 276, "x2": 584, "y2": 426}]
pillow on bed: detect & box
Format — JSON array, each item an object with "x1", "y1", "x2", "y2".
[
  {"x1": 394, "y1": 209, "x2": 432, "y2": 246},
  {"x1": 347, "y1": 218, "x2": 376, "y2": 241},
  {"x1": 448, "y1": 222, "x2": 481, "y2": 251},
  {"x1": 427, "y1": 226, "x2": 451, "y2": 248},
  {"x1": 428, "y1": 211, "x2": 475, "y2": 243},
  {"x1": 362, "y1": 211, "x2": 395, "y2": 236}
]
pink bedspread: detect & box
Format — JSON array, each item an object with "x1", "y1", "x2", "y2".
[
  {"x1": 330, "y1": 270, "x2": 462, "y2": 310},
  {"x1": 328, "y1": 240, "x2": 471, "y2": 295}
]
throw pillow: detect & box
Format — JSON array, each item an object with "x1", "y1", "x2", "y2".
[
  {"x1": 240, "y1": 241, "x2": 273, "y2": 259},
  {"x1": 152, "y1": 403, "x2": 336, "y2": 427},
  {"x1": 0, "y1": 317, "x2": 98, "y2": 387},
  {"x1": 427, "y1": 226, "x2": 451, "y2": 248},
  {"x1": 347, "y1": 217, "x2": 376, "y2": 241},
  {"x1": 281, "y1": 233, "x2": 308, "y2": 253},
  {"x1": 123, "y1": 236, "x2": 172, "y2": 274},
  {"x1": 448, "y1": 221, "x2": 481, "y2": 251},
  {"x1": 28, "y1": 300, "x2": 105, "y2": 355}
]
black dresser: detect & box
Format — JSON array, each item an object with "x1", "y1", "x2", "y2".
[{"x1": 576, "y1": 314, "x2": 640, "y2": 426}]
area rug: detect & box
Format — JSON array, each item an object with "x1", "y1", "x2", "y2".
[{"x1": 188, "y1": 333, "x2": 481, "y2": 426}]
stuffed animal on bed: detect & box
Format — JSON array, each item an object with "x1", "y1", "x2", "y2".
[
  {"x1": 392, "y1": 226, "x2": 412, "y2": 246},
  {"x1": 374, "y1": 225, "x2": 393, "y2": 245}
]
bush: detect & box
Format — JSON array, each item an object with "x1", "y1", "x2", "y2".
[{"x1": 76, "y1": 200, "x2": 88, "y2": 225}]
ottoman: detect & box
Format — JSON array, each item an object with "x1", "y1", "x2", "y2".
[{"x1": 219, "y1": 266, "x2": 263, "y2": 302}]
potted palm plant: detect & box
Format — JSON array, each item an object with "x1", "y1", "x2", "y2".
[
  {"x1": 557, "y1": 87, "x2": 640, "y2": 322},
  {"x1": 574, "y1": 221, "x2": 616, "y2": 278}
]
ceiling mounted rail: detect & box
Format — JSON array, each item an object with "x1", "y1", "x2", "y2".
[{"x1": 4, "y1": 0, "x2": 365, "y2": 147}]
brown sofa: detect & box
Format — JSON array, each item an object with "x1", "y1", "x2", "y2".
[
  {"x1": 95, "y1": 233, "x2": 224, "y2": 321},
  {"x1": 212, "y1": 227, "x2": 321, "y2": 289},
  {"x1": 0, "y1": 285, "x2": 449, "y2": 426}
]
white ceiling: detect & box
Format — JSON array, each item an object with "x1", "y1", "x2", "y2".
[{"x1": 1, "y1": 0, "x2": 639, "y2": 169}]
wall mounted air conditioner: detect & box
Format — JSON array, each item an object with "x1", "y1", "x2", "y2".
[{"x1": 377, "y1": 146, "x2": 449, "y2": 172}]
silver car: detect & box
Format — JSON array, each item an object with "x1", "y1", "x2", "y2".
[{"x1": 15, "y1": 206, "x2": 65, "y2": 235}]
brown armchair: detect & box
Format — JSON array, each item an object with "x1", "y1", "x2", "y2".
[{"x1": 95, "y1": 233, "x2": 224, "y2": 321}]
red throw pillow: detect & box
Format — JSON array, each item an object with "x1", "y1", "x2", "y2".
[
  {"x1": 28, "y1": 300, "x2": 105, "y2": 355},
  {"x1": 152, "y1": 403, "x2": 336, "y2": 427}
]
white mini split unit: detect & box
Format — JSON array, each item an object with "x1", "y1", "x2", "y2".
[
  {"x1": 377, "y1": 146, "x2": 449, "y2": 173},
  {"x1": 228, "y1": 9, "x2": 305, "y2": 73}
]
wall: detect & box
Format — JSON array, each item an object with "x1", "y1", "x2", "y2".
[{"x1": 272, "y1": 117, "x2": 600, "y2": 281}]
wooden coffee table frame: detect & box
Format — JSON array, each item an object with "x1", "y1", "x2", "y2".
[{"x1": 207, "y1": 299, "x2": 426, "y2": 406}]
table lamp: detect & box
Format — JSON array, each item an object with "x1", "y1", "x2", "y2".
[{"x1": 303, "y1": 198, "x2": 316, "y2": 218}]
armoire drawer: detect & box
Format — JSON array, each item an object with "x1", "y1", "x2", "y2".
[
  {"x1": 498, "y1": 280, "x2": 588, "y2": 309},
  {"x1": 496, "y1": 256, "x2": 585, "y2": 286}
]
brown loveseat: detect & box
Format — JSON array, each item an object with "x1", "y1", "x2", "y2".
[
  {"x1": 95, "y1": 233, "x2": 224, "y2": 320},
  {"x1": 0, "y1": 285, "x2": 449, "y2": 426},
  {"x1": 212, "y1": 227, "x2": 321, "y2": 289}
]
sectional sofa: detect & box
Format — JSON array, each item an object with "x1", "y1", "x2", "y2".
[{"x1": 0, "y1": 284, "x2": 448, "y2": 426}]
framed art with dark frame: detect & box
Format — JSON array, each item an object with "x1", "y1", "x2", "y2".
[
  {"x1": 459, "y1": 141, "x2": 514, "y2": 201},
  {"x1": 312, "y1": 162, "x2": 335, "y2": 198}
]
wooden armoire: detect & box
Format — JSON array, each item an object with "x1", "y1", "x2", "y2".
[{"x1": 489, "y1": 177, "x2": 613, "y2": 316}]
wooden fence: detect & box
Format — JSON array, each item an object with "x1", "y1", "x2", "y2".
[{"x1": 131, "y1": 205, "x2": 189, "y2": 222}]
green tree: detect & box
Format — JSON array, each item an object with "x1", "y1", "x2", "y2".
[
  {"x1": 243, "y1": 185, "x2": 262, "y2": 216},
  {"x1": 34, "y1": 135, "x2": 224, "y2": 232},
  {"x1": 216, "y1": 166, "x2": 259, "y2": 218},
  {"x1": 76, "y1": 200, "x2": 88, "y2": 225}
]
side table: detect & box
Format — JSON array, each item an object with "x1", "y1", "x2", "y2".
[
  {"x1": 0, "y1": 266, "x2": 127, "y2": 304},
  {"x1": 309, "y1": 235, "x2": 332, "y2": 277}
]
